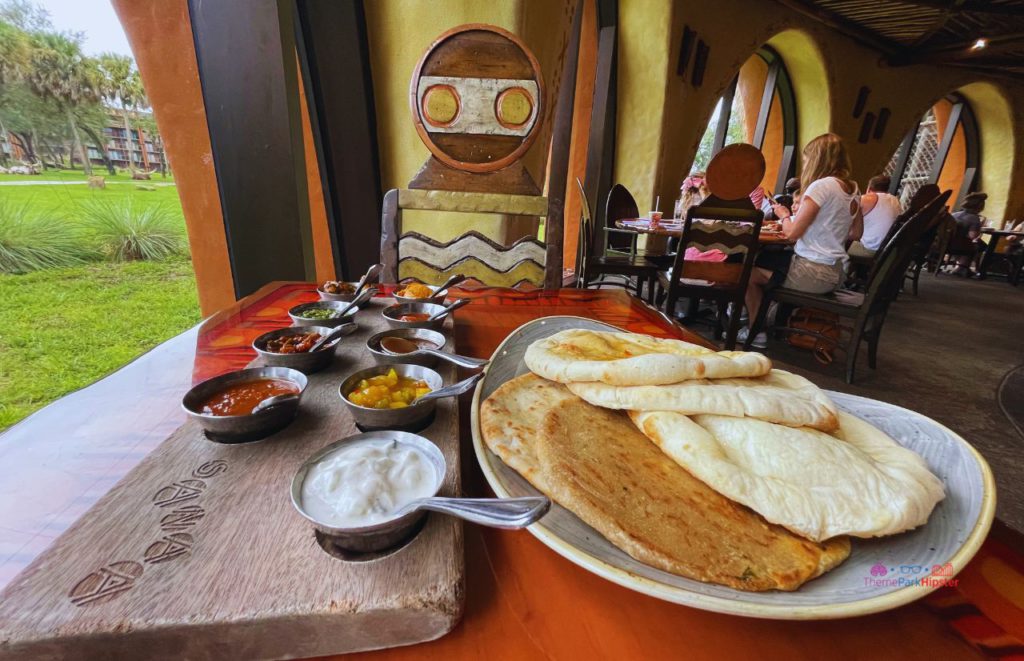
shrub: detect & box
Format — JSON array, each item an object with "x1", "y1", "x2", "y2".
[
  {"x1": 80, "y1": 200, "x2": 186, "y2": 261},
  {"x1": 0, "y1": 201, "x2": 90, "y2": 274}
]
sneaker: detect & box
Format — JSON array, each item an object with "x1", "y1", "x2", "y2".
[{"x1": 736, "y1": 327, "x2": 767, "y2": 349}]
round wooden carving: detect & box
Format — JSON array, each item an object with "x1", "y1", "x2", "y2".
[
  {"x1": 409, "y1": 24, "x2": 545, "y2": 173},
  {"x1": 705, "y1": 144, "x2": 767, "y2": 201}
]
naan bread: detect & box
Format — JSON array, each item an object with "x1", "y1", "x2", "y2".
[
  {"x1": 478, "y1": 373, "x2": 578, "y2": 493},
  {"x1": 630, "y1": 410, "x2": 945, "y2": 541},
  {"x1": 480, "y1": 375, "x2": 850, "y2": 591},
  {"x1": 568, "y1": 369, "x2": 839, "y2": 432},
  {"x1": 524, "y1": 329, "x2": 771, "y2": 385}
]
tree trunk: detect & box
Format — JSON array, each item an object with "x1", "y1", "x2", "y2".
[
  {"x1": 66, "y1": 107, "x2": 92, "y2": 175},
  {"x1": 11, "y1": 131, "x2": 36, "y2": 163},
  {"x1": 0, "y1": 119, "x2": 9, "y2": 166},
  {"x1": 122, "y1": 108, "x2": 135, "y2": 172},
  {"x1": 80, "y1": 124, "x2": 116, "y2": 175}
]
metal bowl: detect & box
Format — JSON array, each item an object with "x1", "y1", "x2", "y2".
[
  {"x1": 317, "y1": 282, "x2": 360, "y2": 302},
  {"x1": 181, "y1": 366, "x2": 308, "y2": 443},
  {"x1": 381, "y1": 302, "x2": 450, "y2": 331},
  {"x1": 366, "y1": 328, "x2": 448, "y2": 367},
  {"x1": 288, "y1": 300, "x2": 359, "y2": 328},
  {"x1": 339, "y1": 363, "x2": 446, "y2": 430},
  {"x1": 291, "y1": 431, "x2": 445, "y2": 552},
  {"x1": 252, "y1": 325, "x2": 350, "y2": 374},
  {"x1": 392, "y1": 284, "x2": 446, "y2": 305}
]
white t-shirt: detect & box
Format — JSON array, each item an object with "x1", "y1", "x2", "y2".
[
  {"x1": 860, "y1": 192, "x2": 902, "y2": 251},
  {"x1": 796, "y1": 177, "x2": 860, "y2": 266}
]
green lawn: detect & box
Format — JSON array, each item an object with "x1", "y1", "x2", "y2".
[
  {"x1": 0, "y1": 257, "x2": 201, "y2": 429},
  {"x1": 0, "y1": 169, "x2": 197, "y2": 430},
  {"x1": 0, "y1": 168, "x2": 175, "y2": 184},
  {"x1": 0, "y1": 169, "x2": 183, "y2": 221}
]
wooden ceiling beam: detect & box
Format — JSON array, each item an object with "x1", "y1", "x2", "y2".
[
  {"x1": 897, "y1": 0, "x2": 1024, "y2": 16},
  {"x1": 772, "y1": 0, "x2": 900, "y2": 55},
  {"x1": 910, "y1": 0, "x2": 964, "y2": 48},
  {"x1": 889, "y1": 31, "x2": 1024, "y2": 64}
]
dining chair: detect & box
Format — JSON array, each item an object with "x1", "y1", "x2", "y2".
[
  {"x1": 748, "y1": 190, "x2": 951, "y2": 383},
  {"x1": 379, "y1": 188, "x2": 560, "y2": 289},
  {"x1": 656, "y1": 195, "x2": 764, "y2": 349},
  {"x1": 604, "y1": 184, "x2": 642, "y2": 257},
  {"x1": 575, "y1": 179, "x2": 663, "y2": 302}
]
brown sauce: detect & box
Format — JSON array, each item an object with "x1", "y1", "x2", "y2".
[{"x1": 200, "y1": 378, "x2": 300, "y2": 416}]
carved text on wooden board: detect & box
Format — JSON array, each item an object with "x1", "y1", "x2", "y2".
[{"x1": 67, "y1": 460, "x2": 228, "y2": 606}]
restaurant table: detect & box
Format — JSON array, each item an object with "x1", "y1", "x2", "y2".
[
  {"x1": 1, "y1": 283, "x2": 1022, "y2": 660},
  {"x1": 978, "y1": 227, "x2": 1024, "y2": 284},
  {"x1": 616, "y1": 218, "x2": 794, "y2": 245}
]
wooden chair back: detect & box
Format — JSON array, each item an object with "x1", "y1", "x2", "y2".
[
  {"x1": 665, "y1": 195, "x2": 763, "y2": 298},
  {"x1": 864, "y1": 190, "x2": 951, "y2": 308},
  {"x1": 380, "y1": 188, "x2": 560, "y2": 289},
  {"x1": 575, "y1": 178, "x2": 594, "y2": 287},
  {"x1": 604, "y1": 184, "x2": 640, "y2": 253},
  {"x1": 868, "y1": 190, "x2": 950, "y2": 284}
]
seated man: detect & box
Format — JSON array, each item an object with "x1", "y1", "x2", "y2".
[{"x1": 849, "y1": 175, "x2": 901, "y2": 258}]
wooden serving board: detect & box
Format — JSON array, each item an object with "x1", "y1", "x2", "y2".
[{"x1": 0, "y1": 299, "x2": 464, "y2": 660}]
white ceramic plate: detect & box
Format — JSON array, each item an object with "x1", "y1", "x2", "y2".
[{"x1": 470, "y1": 316, "x2": 996, "y2": 619}]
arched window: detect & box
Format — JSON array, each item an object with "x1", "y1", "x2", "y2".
[
  {"x1": 692, "y1": 46, "x2": 797, "y2": 194},
  {"x1": 884, "y1": 94, "x2": 979, "y2": 209}
]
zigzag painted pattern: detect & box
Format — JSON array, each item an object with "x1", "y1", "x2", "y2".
[
  {"x1": 398, "y1": 257, "x2": 545, "y2": 288},
  {"x1": 399, "y1": 232, "x2": 547, "y2": 271}
]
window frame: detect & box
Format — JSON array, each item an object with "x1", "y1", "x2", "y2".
[
  {"x1": 704, "y1": 46, "x2": 797, "y2": 193},
  {"x1": 887, "y1": 93, "x2": 980, "y2": 209}
]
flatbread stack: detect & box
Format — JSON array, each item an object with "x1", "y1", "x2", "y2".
[{"x1": 481, "y1": 328, "x2": 946, "y2": 592}]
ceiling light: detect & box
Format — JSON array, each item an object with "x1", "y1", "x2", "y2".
[{"x1": 970, "y1": 38, "x2": 988, "y2": 51}]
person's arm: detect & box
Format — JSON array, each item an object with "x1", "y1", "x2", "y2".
[
  {"x1": 848, "y1": 205, "x2": 864, "y2": 242},
  {"x1": 781, "y1": 196, "x2": 820, "y2": 241}
]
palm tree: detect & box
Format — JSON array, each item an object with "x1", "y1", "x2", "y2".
[
  {"x1": 24, "y1": 32, "x2": 100, "y2": 175},
  {"x1": 0, "y1": 20, "x2": 31, "y2": 86},
  {"x1": 97, "y1": 52, "x2": 144, "y2": 172}
]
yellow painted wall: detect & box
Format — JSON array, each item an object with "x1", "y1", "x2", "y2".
[
  {"x1": 364, "y1": 0, "x2": 573, "y2": 247},
  {"x1": 959, "y1": 82, "x2": 1018, "y2": 224},
  {"x1": 613, "y1": 0, "x2": 1023, "y2": 222}
]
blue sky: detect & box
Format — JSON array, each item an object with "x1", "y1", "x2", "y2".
[{"x1": 35, "y1": 0, "x2": 134, "y2": 58}]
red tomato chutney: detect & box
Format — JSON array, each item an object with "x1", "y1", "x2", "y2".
[
  {"x1": 398, "y1": 313, "x2": 431, "y2": 323},
  {"x1": 199, "y1": 378, "x2": 300, "y2": 416}
]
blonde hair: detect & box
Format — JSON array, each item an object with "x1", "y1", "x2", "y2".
[
  {"x1": 678, "y1": 171, "x2": 709, "y2": 217},
  {"x1": 800, "y1": 133, "x2": 853, "y2": 191}
]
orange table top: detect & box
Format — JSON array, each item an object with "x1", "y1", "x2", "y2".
[{"x1": 1, "y1": 283, "x2": 1021, "y2": 659}]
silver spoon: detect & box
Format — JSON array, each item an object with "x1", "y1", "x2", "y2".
[
  {"x1": 251, "y1": 393, "x2": 300, "y2": 414},
  {"x1": 352, "y1": 263, "x2": 383, "y2": 298},
  {"x1": 426, "y1": 297, "x2": 472, "y2": 322},
  {"x1": 413, "y1": 372, "x2": 483, "y2": 405},
  {"x1": 379, "y1": 338, "x2": 488, "y2": 369},
  {"x1": 431, "y1": 273, "x2": 467, "y2": 299},
  {"x1": 308, "y1": 323, "x2": 357, "y2": 352},
  {"x1": 336, "y1": 286, "x2": 377, "y2": 318},
  {"x1": 392, "y1": 496, "x2": 550, "y2": 529}
]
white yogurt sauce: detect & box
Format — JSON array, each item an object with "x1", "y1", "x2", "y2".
[{"x1": 301, "y1": 438, "x2": 438, "y2": 527}]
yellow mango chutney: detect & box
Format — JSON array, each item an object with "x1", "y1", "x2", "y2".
[{"x1": 347, "y1": 369, "x2": 432, "y2": 409}]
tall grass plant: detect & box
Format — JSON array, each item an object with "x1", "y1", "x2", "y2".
[
  {"x1": 80, "y1": 199, "x2": 186, "y2": 261},
  {"x1": 0, "y1": 201, "x2": 90, "y2": 274}
]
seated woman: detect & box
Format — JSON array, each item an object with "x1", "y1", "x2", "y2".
[
  {"x1": 739, "y1": 133, "x2": 863, "y2": 348},
  {"x1": 948, "y1": 192, "x2": 987, "y2": 276}
]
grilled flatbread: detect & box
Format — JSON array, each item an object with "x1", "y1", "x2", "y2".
[
  {"x1": 567, "y1": 369, "x2": 839, "y2": 432},
  {"x1": 631, "y1": 410, "x2": 945, "y2": 541},
  {"x1": 524, "y1": 329, "x2": 771, "y2": 386},
  {"x1": 480, "y1": 375, "x2": 850, "y2": 591},
  {"x1": 478, "y1": 373, "x2": 578, "y2": 493}
]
